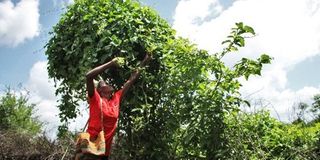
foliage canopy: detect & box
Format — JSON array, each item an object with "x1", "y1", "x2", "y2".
[{"x1": 45, "y1": 0, "x2": 272, "y2": 158}]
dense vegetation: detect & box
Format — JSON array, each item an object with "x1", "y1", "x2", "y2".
[
  {"x1": 0, "y1": 90, "x2": 318, "y2": 159},
  {"x1": 1, "y1": 0, "x2": 318, "y2": 159},
  {"x1": 45, "y1": 0, "x2": 273, "y2": 159},
  {"x1": 43, "y1": 0, "x2": 320, "y2": 159},
  {"x1": 0, "y1": 89, "x2": 41, "y2": 135},
  {"x1": 0, "y1": 89, "x2": 74, "y2": 159}
]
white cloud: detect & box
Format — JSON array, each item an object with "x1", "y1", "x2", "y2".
[
  {"x1": 173, "y1": 0, "x2": 223, "y2": 40},
  {"x1": 241, "y1": 79, "x2": 320, "y2": 122},
  {"x1": 26, "y1": 61, "x2": 87, "y2": 139},
  {"x1": 53, "y1": 0, "x2": 74, "y2": 7},
  {"x1": 27, "y1": 61, "x2": 56, "y2": 101},
  {"x1": 25, "y1": 61, "x2": 60, "y2": 138},
  {"x1": 173, "y1": 0, "x2": 320, "y2": 121},
  {"x1": 0, "y1": 0, "x2": 40, "y2": 46}
]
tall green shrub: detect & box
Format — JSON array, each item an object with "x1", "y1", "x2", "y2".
[
  {"x1": 0, "y1": 89, "x2": 42, "y2": 135},
  {"x1": 45, "y1": 0, "x2": 271, "y2": 158}
]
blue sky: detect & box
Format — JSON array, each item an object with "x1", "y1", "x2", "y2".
[
  {"x1": 0, "y1": 0, "x2": 59, "y2": 86},
  {"x1": 287, "y1": 54, "x2": 320, "y2": 89},
  {"x1": 1, "y1": 0, "x2": 320, "y2": 136}
]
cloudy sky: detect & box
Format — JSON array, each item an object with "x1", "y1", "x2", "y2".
[{"x1": 1, "y1": 0, "x2": 320, "y2": 137}]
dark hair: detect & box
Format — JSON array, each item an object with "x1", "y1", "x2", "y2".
[
  {"x1": 97, "y1": 80, "x2": 107, "y2": 88},
  {"x1": 97, "y1": 80, "x2": 114, "y2": 92}
]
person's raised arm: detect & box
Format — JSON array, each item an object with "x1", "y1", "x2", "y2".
[
  {"x1": 86, "y1": 59, "x2": 118, "y2": 98},
  {"x1": 121, "y1": 54, "x2": 151, "y2": 99}
]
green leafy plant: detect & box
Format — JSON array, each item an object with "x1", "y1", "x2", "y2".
[
  {"x1": 45, "y1": 0, "x2": 271, "y2": 158},
  {"x1": 225, "y1": 110, "x2": 320, "y2": 159},
  {"x1": 0, "y1": 88, "x2": 42, "y2": 135}
]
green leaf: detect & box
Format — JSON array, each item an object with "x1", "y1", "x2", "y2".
[
  {"x1": 235, "y1": 36, "x2": 245, "y2": 47},
  {"x1": 84, "y1": 37, "x2": 93, "y2": 43},
  {"x1": 83, "y1": 14, "x2": 90, "y2": 21},
  {"x1": 236, "y1": 22, "x2": 244, "y2": 28},
  {"x1": 222, "y1": 40, "x2": 231, "y2": 45},
  {"x1": 244, "y1": 25, "x2": 255, "y2": 35},
  {"x1": 259, "y1": 54, "x2": 272, "y2": 64}
]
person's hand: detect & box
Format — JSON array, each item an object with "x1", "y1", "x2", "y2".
[{"x1": 112, "y1": 57, "x2": 126, "y2": 67}]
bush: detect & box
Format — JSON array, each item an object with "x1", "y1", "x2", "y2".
[
  {"x1": 0, "y1": 89, "x2": 41, "y2": 135},
  {"x1": 0, "y1": 89, "x2": 75, "y2": 159},
  {"x1": 0, "y1": 130, "x2": 75, "y2": 160},
  {"x1": 225, "y1": 110, "x2": 320, "y2": 159}
]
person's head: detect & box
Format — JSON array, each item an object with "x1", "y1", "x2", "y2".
[{"x1": 97, "y1": 80, "x2": 114, "y2": 99}]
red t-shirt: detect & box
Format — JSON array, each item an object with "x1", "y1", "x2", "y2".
[{"x1": 87, "y1": 89, "x2": 122, "y2": 156}]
